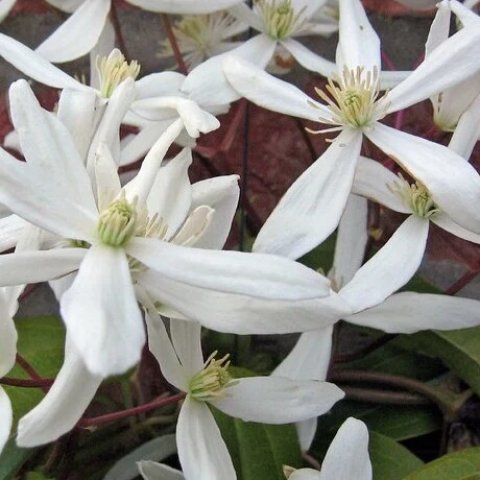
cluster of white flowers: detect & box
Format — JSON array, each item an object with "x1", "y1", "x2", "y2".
[{"x1": 0, "y1": 0, "x2": 480, "y2": 478}]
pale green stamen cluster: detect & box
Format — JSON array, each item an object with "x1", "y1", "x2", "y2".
[
  {"x1": 314, "y1": 66, "x2": 384, "y2": 130},
  {"x1": 96, "y1": 49, "x2": 140, "y2": 98},
  {"x1": 175, "y1": 15, "x2": 214, "y2": 54},
  {"x1": 189, "y1": 351, "x2": 232, "y2": 402},
  {"x1": 97, "y1": 196, "x2": 138, "y2": 247},
  {"x1": 257, "y1": 0, "x2": 305, "y2": 40},
  {"x1": 390, "y1": 175, "x2": 440, "y2": 219}
]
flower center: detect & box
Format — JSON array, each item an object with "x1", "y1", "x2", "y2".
[
  {"x1": 389, "y1": 174, "x2": 440, "y2": 219},
  {"x1": 189, "y1": 351, "x2": 233, "y2": 402},
  {"x1": 97, "y1": 196, "x2": 138, "y2": 247},
  {"x1": 96, "y1": 49, "x2": 140, "y2": 98},
  {"x1": 256, "y1": 0, "x2": 305, "y2": 40},
  {"x1": 313, "y1": 66, "x2": 385, "y2": 130}
]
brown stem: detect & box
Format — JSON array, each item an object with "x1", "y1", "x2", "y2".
[
  {"x1": 78, "y1": 392, "x2": 185, "y2": 428},
  {"x1": 333, "y1": 334, "x2": 397, "y2": 364},
  {"x1": 15, "y1": 354, "x2": 51, "y2": 393},
  {"x1": 342, "y1": 386, "x2": 431, "y2": 406},
  {"x1": 0, "y1": 376, "x2": 53, "y2": 388},
  {"x1": 444, "y1": 270, "x2": 479, "y2": 295},
  {"x1": 162, "y1": 14, "x2": 188, "y2": 75}
]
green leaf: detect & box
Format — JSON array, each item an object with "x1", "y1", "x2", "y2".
[
  {"x1": 299, "y1": 234, "x2": 336, "y2": 273},
  {"x1": 212, "y1": 407, "x2": 301, "y2": 480},
  {"x1": 0, "y1": 440, "x2": 36, "y2": 480},
  {"x1": 403, "y1": 447, "x2": 480, "y2": 480},
  {"x1": 399, "y1": 327, "x2": 480, "y2": 397},
  {"x1": 370, "y1": 432, "x2": 423, "y2": 480}
]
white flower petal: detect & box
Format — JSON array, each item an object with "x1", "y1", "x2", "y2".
[
  {"x1": 254, "y1": 129, "x2": 362, "y2": 259},
  {"x1": 228, "y1": 3, "x2": 264, "y2": 31},
  {"x1": 94, "y1": 143, "x2": 122, "y2": 212},
  {"x1": 223, "y1": 55, "x2": 330, "y2": 121},
  {"x1": 0, "y1": 33, "x2": 89, "y2": 90},
  {"x1": 190, "y1": 175, "x2": 240, "y2": 250},
  {"x1": 449, "y1": 92, "x2": 480, "y2": 160},
  {"x1": 147, "y1": 149, "x2": 192, "y2": 239},
  {"x1": 127, "y1": 0, "x2": 243, "y2": 13},
  {"x1": 0, "y1": 292, "x2": 16, "y2": 377},
  {"x1": 0, "y1": 0, "x2": 16, "y2": 22},
  {"x1": 57, "y1": 88, "x2": 99, "y2": 162},
  {"x1": 182, "y1": 34, "x2": 277, "y2": 107},
  {"x1": 170, "y1": 320, "x2": 204, "y2": 376},
  {"x1": 319, "y1": 418, "x2": 371, "y2": 480},
  {"x1": 432, "y1": 213, "x2": 480, "y2": 244},
  {"x1": 281, "y1": 38, "x2": 337, "y2": 77},
  {"x1": 0, "y1": 249, "x2": 85, "y2": 287},
  {"x1": 425, "y1": 0, "x2": 451, "y2": 58},
  {"x1": 135, "y1": 72, "x2": 186, "y2": 99},
  {"x1": 366, "y1": 123, "x2": 480, "y2": 234},
  {"x1": 385, "y1": 24, "x2": 480, "y2": 113},
  {"x1": 89, "y1": 18, "x2": 115, "y2": 90},
  {"x1": 353, "y1": 156, "x2": 409, "y2": 214},
  {"x1": 333, "y1": 194, "x2": 368, "y2": 287},
  {"x1": 139, "y1": 461, "x2": 184, "y2": 480},
  {"x1": 213, "y1": 376, "x2": 344, "y2": 424},
  {"x1": 339, "y1": 215, "x2": 429, "y2": 312},
  {"x1": 0, "y1": 214, "x2": 27, "y2": 252},
  {"x1": 290, "y1": 469, "x2": 321, "y2": 480},
  {"x1": 61, "y1": 245, "x2": 144, "y2": 376},
  {"x1": 36, "y1": 0, "x2": 111, "y2": 63},
  {"x1": 45, "y1": 0, "x2": 84, "y2": 13},
  {"x1": 127, "y1": 237, "x2": 330, "y2": 301},
  {"x1": 347, "y1": 291, "x2": 480, "y2": 334},
  {"x1": 17, "y1": 339, "x2": 103, "y2": 448},
  {"x1": 172, "y1": 206, "x2": 213, "y2": 247},
  {"x1": 337, "y1": 0, "x2": 380, "y2": 72},
  {"x1": 0, "y1": 388, "x2": 12, "y2": 455},
  {"x1": 177, "y1": 397, "x2": 235, "y2": 480},
  {"x1": 139, "y1": 270, "x2": 346, "y2": 334}
]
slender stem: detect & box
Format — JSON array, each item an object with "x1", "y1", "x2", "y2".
[
  {"x1": 444, "y1": 271, "x2": 479, "y2": 295},
  {"x1": 78, "y1": 392, "x2": 185, "y2": 428},
  {"x1": 302, "y1": 452, "x2": 321, "y2": 470},
  {"x1": 0, "y1": 376, "x2": 53, "y2": 388},
  {"x1": 239, "y1": 100, "x2": 251, "y2": 251},
  {"x1": 162, "y1": 14, "x2": 188, "y2": 75},
  {"x1": 110, "y1": 2, "x2": 130, "y2": 61},
  {"x1": 333, "y1": 334, "x2": 397, "y2": 364},
  {"x1": 342, "y1": 386, "x2": 431, "y2": 406}
]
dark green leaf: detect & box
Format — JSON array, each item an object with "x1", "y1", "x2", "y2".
[{"x1": 0, "y1": 440, "x2": 36, "y2": 480}]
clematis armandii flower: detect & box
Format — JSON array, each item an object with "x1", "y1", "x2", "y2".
[
  {"x1": 285, "y1": 418, "x2": 372, "y2": 480},
  {"x1": 223, "y1": 0, "x2": 480, "y2": 259},
  {"x1": 0, "y1": 80, "x2": 333, "y2": 379},
  {"x1": 136, "y1": 312, "x2": 343, "y2": 480}
]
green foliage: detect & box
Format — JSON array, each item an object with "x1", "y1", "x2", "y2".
[
  {"x1": 403, "y1": 448, "x2": 480, "y2": 480},
  {"x1": 370, "y1": 432, "x2": 423, "y2": 480}
]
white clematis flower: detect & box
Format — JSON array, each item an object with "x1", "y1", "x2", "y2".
[
  {"x1": 140, "y1": 311, "x2": 344, "y2": 480},
  {"x1": 286, "y1": 418, "x2": 372, "y2": 480},
  {"x1": 223, "y1": 0, "x2": 480, "y2": 259},
  {"x1": 0, "y1": 80, "x2": 332, "y2": 378}
]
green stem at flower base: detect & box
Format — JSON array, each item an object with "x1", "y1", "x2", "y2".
[
  {"x1": 162, "y1": 14, "x2": 188, "y2": 75},
  {"x1": 329, "y1": 370, "x2": 473, "y2": 421},
  {"x1": 77, "y1": 392, "x2": 186, "y2": 428}
]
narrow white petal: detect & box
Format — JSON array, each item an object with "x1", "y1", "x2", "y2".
[
  {"x1": 254, "y1": 129, "x2": 362, "y2": 259},
  {"x1": 89, "y1": 18, "x2": 115, "y2": 90},
  {"x1": 385, "y1": 25, "x2": 480, "y2": 113},
  {"x1": 0, "y1": 0, "x2": 16, "y2": 21},
  {"x1": 213, "y1": 376, "x2": 344, "y2": 424},
  {"x1": 273, "y1": 326, "x2": 333, "y2": 381},
  {"x1": 94, "y1": 143, "x2": 122, "y2": 212},
  {"x1": 170, "y1": 320, "x2": 204, "y2": 376},
  {"x1": 135, "y1": 72, "x2": 186, "y2": 99},
  {"x1": 0, "y1": 249, "x2": 85, "y2": 287},
  {"x1": 432, "y1": 213, "x2": 480, "y2": 244},
  {"x1": 223, "y1": 55, "x2": 330, "y2": 121},
  {"x1": 172, "y1": 206, "x2": 213, "y2": 247},
  {"x1": 339, "y1": 216, "x2": 429, "y2": 312},
  {"x1": 281, "y1": 39, "x2": 337, "y2": 77},
  {"x1": 182, "y1": 34, "x2": 277, "y2": 107},
  {"x1": 127, "y1": 238, "x2": 330, "y2": 301},
  {"x1": 0, "y1": 388, "x2": 12, "y2": 455},
  {"x1": 147, "y1": 148, "x2": 192, "y2": 238},
  {"x1": 290, "y1": 469, "x2": 321, "y2": 480},
  {"x1": 0, "y1": 214, "x2": 27, "y2": 252},
  {"x1": 425, "y1": 1, "x2": 451, "y2": 58},
  {"x1": 17, "y1": 340, "x2": 103, "y2": 448},
  {"x1": 177, "y1": 397, "x2": 235, "y2": 480},
  {"x1": 347, "y1": 291, "x2": 480, "y2": 334},
  {"x1": 333, "y1": 194, "x2": 368, "y2": 287},
  {"x1": 319, "y1": 418, "x2": 371, "y2": 480},
  {"x1": 190, "y1": 175, "x2": 239, "y2": 250},
  {"x1": 366, "y1": 123, "x2": 480, "y2": 234},
  {"x1": 228, "y1": 3, "x2": 264, "y2": 31},
  {"x1": 61, "y1": 245, "x2": 145, "y2": 377},
  {"x1": 353, "y1": 156, "x2": 409, "y2": 213},
  {"x1": 139, "y1": 271, "x2": 346, "y2": 334},
  {"x1": 0, "y1": 293, "x2": 16, "y2": 377},
  {"x1": 45, "y1": 0, "x2": 84, "y2": 12},
  {"x1": 449, "y1": 92, "x2": 480, "y2": 160},
  {"x1": 139, "y1": 461, "x2": 184, "y2": 480},
  {"x1": 0, "y1": 33, "x2": 88, "y2": 90},
  {"x1": 337, "y1": 0, "x2": 380, "y2": 72},
  {"x1": 36, "y1": 0, "x2": 111, "y2": 63},
  {"x1": 126, "y1": 0, "x2": 243, "y2": 13}
]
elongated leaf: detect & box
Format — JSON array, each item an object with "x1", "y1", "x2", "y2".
[
  {"x1": 370, "y1": 432, "x2": 423, "y2": 480},
  {"x1": 403, "y1": 447, "x2": 480, "y2": 480},
  {"x1": 0, "y1": 440, "x2": 36, "y2": 480}
]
